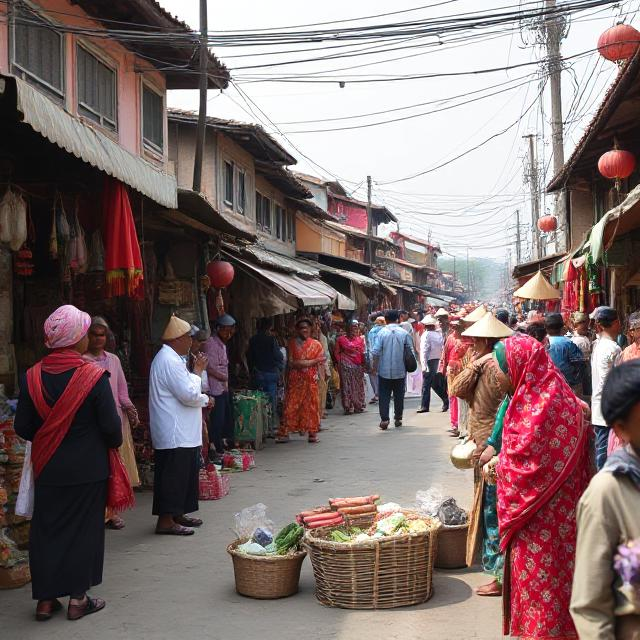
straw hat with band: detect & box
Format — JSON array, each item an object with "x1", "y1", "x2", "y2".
[
  {"x1": 462, "y1": 313, "x2": 513, "y2": 339},
  {"x1": 162, "y1": 315, "x2": 191, "y2": 341}
]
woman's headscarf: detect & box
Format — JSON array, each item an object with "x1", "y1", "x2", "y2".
[
  {"x1": 497, "y1": 333, "x2": 591, "y2": 551},
  {"x1": 44, "y1": 305, "x2": 91, "y2": 350}
]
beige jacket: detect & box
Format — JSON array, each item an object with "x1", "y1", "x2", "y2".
[{"x1": 570, "y1": 454, "x2": 640, "y2": 640}]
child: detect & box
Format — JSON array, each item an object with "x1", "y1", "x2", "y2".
[{"x1": 570, "y1": 360, "x2": 640, "y2": 639}]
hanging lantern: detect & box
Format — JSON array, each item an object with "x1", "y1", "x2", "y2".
[
  {"x1": 537, "y1": 215, "x2": 558, "y2": 233},
  {"x1": 598, "y1": 23, "x2": 640, "y2": 62},
  {"x1": 206, "y1": 260, "x2": 234, "y2": 289},
  {"x1": 598, "y1": 149, "x2": 636, "y2": 180}
]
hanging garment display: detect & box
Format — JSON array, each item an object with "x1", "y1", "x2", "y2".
[
  {"x1": 0, "y1": 187, "x2": 28, "y2": 251},
  {"x1": 68, "y1": 199, "x2": 88, "y2": 274},
  {"x1": 87, "y1": 230, "x2": 105, "y2": 272}
]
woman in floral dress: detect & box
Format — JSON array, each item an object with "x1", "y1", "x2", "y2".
[
  {"x1": 334, "y1": 320, "x2": 366, "y2": 414},
  {"x1": 498, "y1": 333, "x2": 592, "y2": 639}
]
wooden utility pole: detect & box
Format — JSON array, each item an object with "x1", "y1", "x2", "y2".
[
  {"x1": 192, "y1": 0, "x2": 208, "y2": 192},
  {"x1": 515, "y1": 209, "x2": 522, "y2": 264},
  {"x1": 366, "y1": 175, "x2": 373, "y2": 267},
  {"x1": 543, "y1": 0, "x2": 568, "y2": 251},
  {"x1": 524, "y1": 134, "x2": 541, "y2": 260}
]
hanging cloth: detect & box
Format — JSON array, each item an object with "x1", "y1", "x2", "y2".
[{"x1": 102, "y1": 177, "x2": 144, "y2": 299}]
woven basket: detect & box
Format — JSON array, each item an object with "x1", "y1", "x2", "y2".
[
  {"x1": 434, "y1": 521, "x2": 469, "y2": 569},
  {"x1": 303, "y1": 513, "x2": 440, "y2": 609},
  {"x1": 227, "y1": 540, "x2": 306, "y2": 599}
]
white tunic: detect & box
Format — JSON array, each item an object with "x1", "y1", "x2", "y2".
[{"x1": 149, "y1": 345, "x2": 209, "y2": 450}]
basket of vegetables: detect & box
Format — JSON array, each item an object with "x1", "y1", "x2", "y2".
[
  {"x1": 227, "y1": 523, "x2": 306, "y2": 599},
  {"x1": 303, "y1": 509, "x2": 440, "y2": 609}
]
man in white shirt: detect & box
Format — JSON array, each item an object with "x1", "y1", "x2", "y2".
[
  {"x1": 590, "y1": 306, "x2": 622, "y2": 470},
  {"x1": 417, "y1": 315, "x2": 448, "y2": 413},
  {"x1": 150, "y1": 315, "x2": 212, "y2": 536}
]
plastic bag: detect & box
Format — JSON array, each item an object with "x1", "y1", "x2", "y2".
[
  {"x1": 437, "y1": 497, "x2": 467, "y2": 526},
  {"x1": 415, "y1": 486, "x2": 444, "y2": 517},
  {"x1": 233, "y1": 503, "x2": 275, "y2": 540},
  {"x1": 15, "y1": 442, "x2": 33, "y2": 518}
]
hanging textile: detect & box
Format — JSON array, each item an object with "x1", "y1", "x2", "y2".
[{"x1": 102, "y1": 177, "x2": 144, "y2": 299}]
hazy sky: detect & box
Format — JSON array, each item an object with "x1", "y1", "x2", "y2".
[{"x1": 160, "y1": 0, "x2": 636, "y2": 263}]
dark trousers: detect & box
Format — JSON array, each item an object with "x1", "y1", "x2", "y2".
[
  {"x1": 420, "y1": 359, "x2": 448, "y2": 411},
  {"x1": 378, "y1": 376, "x2": 405, "y2": 422},
  {"x1": 594, "y1": 424, "x2": 609, "y2": 471},
  {"x1": 253, "y1": 370, "x2": 279, "y2": 433},
  {"x1": 208, "y1": 391, "x2": 234, "y2": 452}
]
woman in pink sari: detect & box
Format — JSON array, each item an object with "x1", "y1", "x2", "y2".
[
  {"x1": 498, "y1": 333, "x2": 592, "y2": 639},
  {"x1": 334, "y1": 320, "x2": 366, "y2": 414}
]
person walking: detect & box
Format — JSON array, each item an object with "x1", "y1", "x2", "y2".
[
  {"x1": 371, "y1": 309, "x2": 416, "y2": 430},
  {"x1": 14, "y1": 305, "x2": 123, "y2": 621},
  {"x1": 203, "y1": 314, "x2": 236, "y2": 458},
  {"x1": 570, "y1": 360, "x2": 640, "y2": 640},
  {"x1": 84, "y1": 316, "x2": 140, "y2": 532},
  {"x1": 417, "y1": 315, "x2": 448, "y2": 413},
  {"x1": 497, "y1": 333, "x2": 592, "y2": 640},
  {"x1": 545, "y1": 313, "x2": 585, "y2": 392},
  {"x1": 149, "y1": 315, "x2": 212, "y2": 536},
  {"x1": 570, "y1": 311, "x2": 593, "y2": 397},
  {"x1": 247, "y1": 318, "x2": 284, "y2": 437},
  {"x1": 334, "y1": 319, "x2": 366, "y2": 414},
  {"x1": 366, "y1": 315, "x2": 385, "y2": 404},
  {"x1": 277, "y1": 318, "x2": 326, "y2": 444},
  {"x1": 591, "y1": 306, "x2": 622, "y2": 470}
]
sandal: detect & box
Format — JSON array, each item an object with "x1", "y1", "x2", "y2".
[
  {"x1": 155, "y1": 524, "x2": 194, "y2": 536},
  {"x1": 475, "y1": 580, "x2": 502, "y2": 597},
  {"x1": 35, "y1": 599, "x2": 62, "y2": 622},
  {"x1": 275, "y1": 436, "x2": 290, "y2": 444},
  {"x1": 67, "y1": 596, "x2": 106, "y2": 621},
  {"x1": 379, "y1": 420, "x2": 390, "y2": 431},
  {"x1": 174, "y1": 516, "x2": 202, "y2": 528},
  {"x1": 308, "y1": 435, "x2": 319, "y2": 443},
  {"x1": 105, "y1": 516, "x2": 125, "y2": 530}
]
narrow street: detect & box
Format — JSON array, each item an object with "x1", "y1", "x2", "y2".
[{"x1": 2, "y1": 396, "x2": 501, "y2": 640}]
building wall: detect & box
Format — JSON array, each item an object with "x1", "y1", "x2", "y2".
[
  {"x1": 305, "y1": 182, "x2": 328, "y2": 212},
  {"x1": 569, "y1": 188, "x2": 595, "y2": 250},
  {"x1": 255, "y1": 174, "x2": 295, "y2": 257},
  {"x1": 295, "y1": 215, "x2": 346, "y2": 257},
  {"x1": 217, "y1": 133, "x2": 255, "y2": 220},
  {"x1": 0, "y1": 0, "x2": 169, "y2": 165},
  {"x1": 329, "y1": 196, "x2": 368, "y2": 231}
]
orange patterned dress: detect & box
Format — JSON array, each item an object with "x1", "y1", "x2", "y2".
[{"x1": 281, "y1": 337, "x2": 324, "y2": 435}]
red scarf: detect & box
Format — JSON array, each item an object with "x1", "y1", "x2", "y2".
[{"x1": 26, "y1": 356, "x2": 134, "y2": 512}]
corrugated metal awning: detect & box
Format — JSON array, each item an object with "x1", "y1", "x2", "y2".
[
  {"x1": 243, "y1": 246, "x2": 320, "y2": 278},
  {"x1": 225, "y1": 252, "x2": 337, "y2": 307},
  {"x1": 5, "y1": 76, "x2": 177, "y2": 208}
]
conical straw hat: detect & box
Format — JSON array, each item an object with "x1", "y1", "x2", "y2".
[
  {"x1": 513, "y1": 271, "x2": 560, "y2": 300},
  {"x1": 162, "y1": 315, "x2": 191, "y2": 340},
  {"x1": 462, "y1": 313, "x2": 514, "y2": 338},
  {"x1": 462, "y1": 305, "x2": 487, "y2": 323},
  {"x1": 435, "y1": 308, "x2": 449, "y2": 317}
]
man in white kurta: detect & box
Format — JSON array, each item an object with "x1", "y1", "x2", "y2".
[{"x1": 149, "y1": 316, "x2": 211, "y2": 536}]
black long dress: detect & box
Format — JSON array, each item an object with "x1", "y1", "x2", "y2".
[{"x1": 13, "y1": 368, "x2": 122, "y2": 601}]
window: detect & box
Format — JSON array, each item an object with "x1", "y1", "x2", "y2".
[
  {"x1": 224, "y1": 161, "x2": 234, "y2": 206},
  {"x1": 12, "y1": 5, "x2": 64, "y2": 98},
  {"x1": 77, "y1": 45, "x2": 117, "y2": 131},
  {"x1": 288, "y1": 211, "x2": 296, "y2": 242},
  {"x1": 256, "y1": 192, "x2": 271, "y2": 230},
  {"x1": 274, "y1": 204, "x2": 285, "y2": 239},
  {"x1": 237, "y1": 170, "x2": 246, "y2": 214},
  {"x1": 142, "y1": 85, "x2": 163, "y2": 151}
]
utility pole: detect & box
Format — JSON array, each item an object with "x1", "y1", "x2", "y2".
[
  {"x1": 466, "y1": 247, "x2": 471, "y2": 298},
  {"x1": 524, "y1": 134, "x2": 541, "y2": 260},
  {"x1": 543, "y1": 0, "x2": 568, "y2": 251},
  {"x1": 366, "y1": 175, "x2": 373, "y2": 267},
  {"x1": 515, "y1": 209, "x2": 522, "y2": 265},
  {"x1": 192, "y1": 0, "x2": 208, "y2": 192}
]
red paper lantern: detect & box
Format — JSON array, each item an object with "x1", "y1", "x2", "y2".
[
  {"x1": 598, "y1": 149, "x2": 636, "y2": 180},
  {"x1": 537, "y1": 215, "x2": 558, "y2": 233},
  {"x1": 206, "y1": 260, "x2": 234, "y2": 288},
  {"x1": 598, "y1": 24, "x2": 640, "y2": 62}
]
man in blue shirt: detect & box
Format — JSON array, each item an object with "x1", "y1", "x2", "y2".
[
  {"x1": 371, "y1": 309, "x2": 416, "y2": 430},
  {"x1": 545, "y1": 313, "x2": 585, "y2": 390}
]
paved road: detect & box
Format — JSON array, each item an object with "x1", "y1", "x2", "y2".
[{"x1": 1, "y1": 395, "x2": 502, "y2": 640}]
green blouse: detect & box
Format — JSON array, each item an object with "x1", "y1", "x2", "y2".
[{"x1": 486, "y1": 341, "x2": 509, "y2": 453}]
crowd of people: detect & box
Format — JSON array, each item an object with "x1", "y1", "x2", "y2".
[{"x1": 10, "y1": 300, "x2": 640, "y2": 638}]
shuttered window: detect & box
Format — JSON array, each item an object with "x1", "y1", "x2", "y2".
[
  {"x1": 142, "y1": 85, "x2": 163, "y2": 151},
  {"x1": 237, "y1": 170, "x2": 246, "y2": 214},
  {"x1": 224, "y1": 161, "x2": 234, "y2": 206},
  {"x1": 77, "y1": 45, "x2": 117, "y2": 131},
  {"x1": 256, "y1": 192, "x2": 271, "y2": 230},
  {"x1": 274, "y1": 205, "x2": 285, "y2": 239},
  {"x1": 12, "y1": 6, "x2": 64, "y2": 98}
]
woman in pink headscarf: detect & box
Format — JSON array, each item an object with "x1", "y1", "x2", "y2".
[
  {"x1": 84, "y1": 316, "x2": 140, "y2": 530},
  {"x1": 497, "y1": 333, "x2": 592, "y2": 639},
  {"x1": 14, "y1": 305, "x2": 124, "y2": 622}
]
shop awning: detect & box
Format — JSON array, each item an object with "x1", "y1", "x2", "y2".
[
  {"x1": 512, "y1": 252, "x2": 567, "y2": 279},
  {"x1": 226, "y1": 252, "x2": 337, "y2": 307},
  {"x1": 295, "y1": 257, "x2": 379, "y2": 288},
  {"x1": 337, "y1": 293, "x2": 356, "y2": 310},
  {"x1": 3, "y1": 75, "x2": 177, "y2": 208},
  {"x1": 243, "y1": 246, "x2": 320, "y2": 277}
]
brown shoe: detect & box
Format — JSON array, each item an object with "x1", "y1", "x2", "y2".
[
  {"x1": 379, "y1": 420, "x2": 390, "y2": 430},
  {"x1": 35, "y1": 599, "x2": 62, "y2": 622},
  {"x1": 67, "y1": 596, "x2": 106, "y2": 621},
  {"x1": 475, "y1": 579, "x2": 502, "y2": 597}
]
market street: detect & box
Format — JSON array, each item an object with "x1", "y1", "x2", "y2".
[{"x1": 1, "y1": 396, "x2": 501, "y2": 640}]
